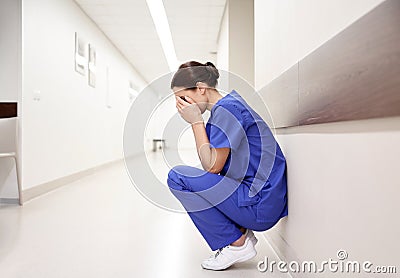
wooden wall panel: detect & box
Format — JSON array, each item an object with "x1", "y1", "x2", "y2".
[
  {"x1": 0, "y1": 103, "x2": 17, "y2": 118},
  {"x1": 259, "y1": 64, "x2": 299, "y2": 128},
  {"x1": 297, "y1": 0, "x2": 400, "y2": 125}
]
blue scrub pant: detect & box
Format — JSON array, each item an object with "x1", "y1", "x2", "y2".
[{"x1": 167, "y1": 165, "x2": 276, "y2": 251}]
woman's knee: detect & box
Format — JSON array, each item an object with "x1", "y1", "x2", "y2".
[
  {"x1": 167, "y1": 165, "x2": 192, "y2": 189},
  {"x1": 168, "y1": 165, "x2": 186, "y2": 182},
  {"x1": 167, "y1": 165, "x2": 203, "y2": 180}
]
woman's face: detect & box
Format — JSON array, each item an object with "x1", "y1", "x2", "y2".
[{"x1": 172, "y1": 86, "x2": 208, "y2": 113}]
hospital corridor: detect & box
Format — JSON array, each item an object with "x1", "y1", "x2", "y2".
[{"x1": 1, "y1": 0, "x2": 399, "y2": 277}]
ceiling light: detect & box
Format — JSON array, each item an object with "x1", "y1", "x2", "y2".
[{"x1": 146, "y1": 0, "x2": 178, "y2": 71}]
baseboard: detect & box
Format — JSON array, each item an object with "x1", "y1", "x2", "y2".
[
  {"x1": 0, "y1": 198, "x2": 19, "y2": 205},
  {"x1": 21, "y1": 158, "x2": 123, "y2": 204},
  {"x1": 262, "y1": 219, "x2": 306, "y2": 278}
]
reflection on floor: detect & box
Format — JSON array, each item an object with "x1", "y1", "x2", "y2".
[{"x1": 0, "y1": 150, "x2": 290, "y2": 278}]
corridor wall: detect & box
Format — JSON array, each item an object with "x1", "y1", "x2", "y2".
[
  {"x1": 0, "y1": 0, "x2": 22, "y2": 199},
  {"x1": 1, "y1": 0, "x2": 151, "y2": 201},
  {"x1": 255, "y1": 0, "x2": 399, "y2": 276}
]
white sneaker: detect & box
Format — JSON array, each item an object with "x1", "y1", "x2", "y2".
[
  {"x1": 201, "y1": 237, "x2": 257, "y2": 270},
  {"x1": 244, "y1": 229, "x2": 258, "y2": 246}
]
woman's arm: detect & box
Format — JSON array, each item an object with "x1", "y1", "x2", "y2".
[
  {"x1": 176, "y1": 96, "x2": 230, "y2": 173},
  {"x1": 191, "y1": 122, "x2": 230, "y2": 173}
]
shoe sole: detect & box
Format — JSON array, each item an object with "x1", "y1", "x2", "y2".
[{"x1": 201, "y1": 249, "x2": 257, "y2": 271}]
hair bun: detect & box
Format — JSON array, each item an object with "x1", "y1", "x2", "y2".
[
  {"x1": 205, "y1": 61, "x2": 216, "y2": 68},
  {"x1": 205, "y1": 61, "x2": 219, "y2": 80}
]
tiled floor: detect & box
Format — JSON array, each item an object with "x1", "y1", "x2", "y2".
[{"x1": 0, "y1": 150, "x2": 290, "y2": 278}]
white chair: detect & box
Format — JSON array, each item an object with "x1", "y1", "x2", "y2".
[{"x1": 0, "y1": 117, "x2": 22, "y2": 205}]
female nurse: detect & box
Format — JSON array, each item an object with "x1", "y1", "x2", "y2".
[{"x1": 167, "y1": 61, "x2": 288, "y2": 271}]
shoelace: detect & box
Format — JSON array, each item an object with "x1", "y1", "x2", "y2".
[
  {"x1": 214, "y1": 246, "x2": 229, "y2": 258},
  {"x1": 214, "y1": 249, "x2": 222, "y2": 258}
]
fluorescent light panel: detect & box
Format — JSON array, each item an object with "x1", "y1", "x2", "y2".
[{"x1": 146, "y1": 0, "x2": 178, "y2": 71}]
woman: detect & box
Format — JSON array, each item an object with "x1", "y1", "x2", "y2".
[{"x1": 167, "y1": 61, "x2": 288, "y2": 270}]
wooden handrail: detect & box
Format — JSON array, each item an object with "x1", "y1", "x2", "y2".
[{"x1": 260, "y1": 0, "x2": 400, "y2": 128}]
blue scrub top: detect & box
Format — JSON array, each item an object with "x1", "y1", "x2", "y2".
[{"x1": 205, "y1": 90, "x2": 288, "y2": 223}]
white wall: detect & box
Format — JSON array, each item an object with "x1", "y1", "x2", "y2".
[
  {"x1": 12, "y1": 0, "x2": 149, "y2": 194},
  {"x1": 0, "y1": 0, "x2": 21, "y2": 102},
  {"x1": 228, "y1": 0, "x2": 254, "y2": 86},
  {"x1": 254, "y1": 0, "x2": 400, "y2": 274},
  {"x1": 216, "y1": 2, "x2": 229, "y2": 94},
  {"x1": 216, "y1": 3, "x2": 229, "y2": 72},
  {"x1": 270, "y1": 117, "x2": 400, "y2": 275},
  {"x1": 0, "y1": 0, "x2": 22, "y2": 199},
  {"x1": 216, "y1": 0, "x2": 254, "y2": 95},
  {"x1": 255, "y1": 0, "x2": 385, "y2": 89}
]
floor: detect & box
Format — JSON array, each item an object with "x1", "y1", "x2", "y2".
[{"x1": 0, "y1": 150, "x2": 290, "y2": 278}]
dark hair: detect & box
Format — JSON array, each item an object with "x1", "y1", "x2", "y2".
[{"x1": 170, "y1": 61, "x2": 220, "y2": 89}]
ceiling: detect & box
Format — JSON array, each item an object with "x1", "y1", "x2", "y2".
[{"x1": 74, "y1": 0, "x2": 226, "y2": 83}]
